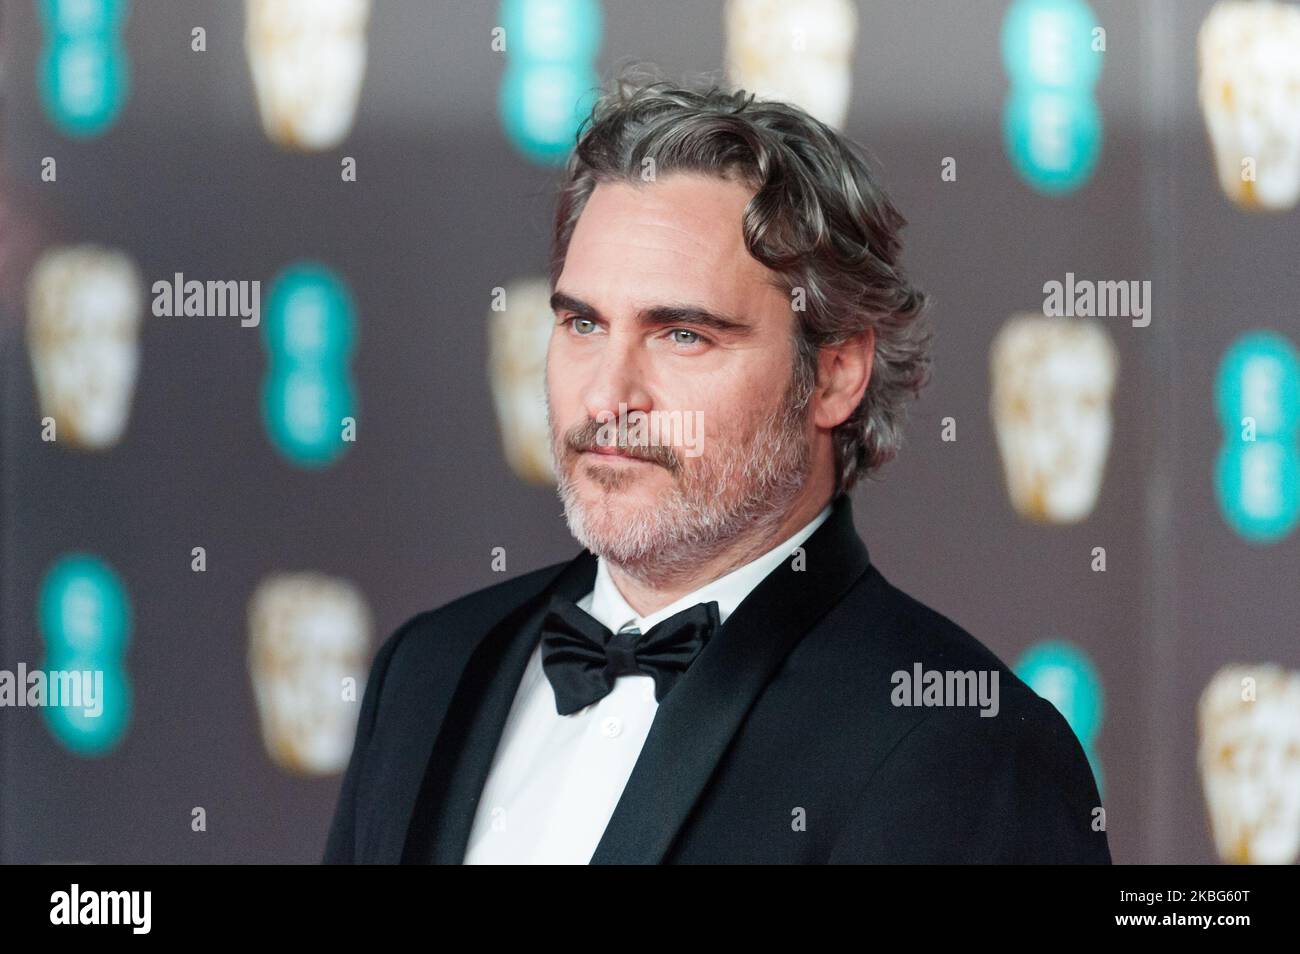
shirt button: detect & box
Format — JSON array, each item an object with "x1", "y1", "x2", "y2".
[{"x1": 601, "y1": 716, "x2": 623, "y2": 738}]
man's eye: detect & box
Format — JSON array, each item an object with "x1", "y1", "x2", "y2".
[
  {"x1": 669, "y1": 328, "x2": 701, "y2": 346},
  {"x1": 569, "y1": 317, "x2": 597, "y2": 335}
]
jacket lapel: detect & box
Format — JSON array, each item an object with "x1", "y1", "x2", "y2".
[
  {"x1": 589, "y1": 494, "x2": 870, "y2": 864},
  {"x1": 393, "y1": 550, "x2": 598, "y2": 863},
  {"x1": 362, "y1": 628, "x2": 483, "y2": 863}
]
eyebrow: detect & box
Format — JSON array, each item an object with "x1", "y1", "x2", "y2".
[{"x1": 550, "y1": 291, "x2": 753, "y2": 336}]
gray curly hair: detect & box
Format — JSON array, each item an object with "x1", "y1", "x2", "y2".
[{"x1": 550, "y1": 71, "x2": 932, "y2": 493}]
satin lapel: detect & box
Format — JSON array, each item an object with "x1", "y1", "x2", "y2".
[
  {"x1": 363, "y1": 625, "x2": 483, "y2": 863},
  {"x1": 396, "y1": 550, "x2": 598, "y2": 864},
  {"x1": 588, "y1": 494, "x2": 870, "y2": 864}
]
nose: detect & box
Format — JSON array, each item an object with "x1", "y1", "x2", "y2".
[{"x1": 581, "y1": 334, "x2": 653, "y2": 424}]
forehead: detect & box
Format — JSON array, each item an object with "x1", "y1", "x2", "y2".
[{"x1": 560, "y1": 173, "x2": 781, "y2": 313}]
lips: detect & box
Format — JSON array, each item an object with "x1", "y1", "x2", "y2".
[{"x1": 583, "y1": 447, "x2": 651, "y2": 462}]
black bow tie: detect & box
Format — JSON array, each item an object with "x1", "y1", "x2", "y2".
[{"x1": 539, "y1": 594, "x2": 720, "y2": 715}]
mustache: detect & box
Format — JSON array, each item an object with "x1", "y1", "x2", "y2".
[{"x1": 563, "y1": 418, "x2": 681, "y2": 472}]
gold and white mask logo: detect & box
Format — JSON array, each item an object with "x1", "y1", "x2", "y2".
[
  {"x1": 1199, "y1": 664, "x2": 1300, "y2": 865},
  {"x1": 990, "y1": 313, "x2": 1118, "y2": 524},
  {"x1": 26, "y1": 245, "x2": 143, "y2": 451},
  {"x1": 248, "y1": 572, "x2": 373, "y2": 775},
  {"x1": 1198, "y1": 0, "x2": 1300, "y2": 211},
  {"x1": 724, "y1": 0, "x2": 858, "y2": 130},
  {"x1": 488, "y1": 277, "x2": 557, "y2": 485},
  {"x1": 245, "y1": 0, "x2": 372, "y2": 151}
]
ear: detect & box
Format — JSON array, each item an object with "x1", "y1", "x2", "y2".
[{"x1": 813, "y1": 327, "x2": 875, "y2": 430}]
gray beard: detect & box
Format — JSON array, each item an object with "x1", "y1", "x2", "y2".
[{"x1": 553, "y1": 387, "x2": 813, "y2": 588}]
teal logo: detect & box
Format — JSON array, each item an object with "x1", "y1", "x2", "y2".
[
  {"x1": 261, "y1": 262, "x2": 358, "y2": 469},
  {"x1": 1015, "y1": 640, "x2": 1104, "y2": 794},
  {"x1": 498, "y1": 0, "x2": 603, "y2": 166},
  {"x1": 37, "y1": 0, "x2": 132, "y2": 138},
  {"x1": 37, "y1": 553, "x2": 132, "y2": 756},
  {"x1": 1214, "y1": 330, "x2": 1300, "y2": 543},
  {"x1": 1000, "y1": 0, "x2": 1104, "y2": 195}
]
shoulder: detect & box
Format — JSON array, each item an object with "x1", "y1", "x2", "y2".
[
  {"x1": 822, "y1": 569, "x2": 1107, "y2": 860},
  {"x1": 852, "y1": 568, "x2": 1103, "y2": 811},
  {"x1": 868, "y1": 566, "x2": 1067, "y2": 730},
  {"x1": 370, "y1": 558, "x2": 575, "y2": 677},
  {"x1": 824, "y1": 563, "x2": 1033, "y2": 694},
  {"x1": 814, "y1": 563, "x2": 1088, "y2": 765},
  {"x1": 415, "y1": 559, "x2": 574, "y2": 632}
]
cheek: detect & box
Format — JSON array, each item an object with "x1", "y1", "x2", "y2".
[
  {"x1": 704, "y1": 353, "x2": 788, "y2": 412},
  {"x1": 673, "y1": 366, "x2": 781, "y2": 454},
  {"x1": 545, "y1": 340, "x2": 580, "y2": 412}
]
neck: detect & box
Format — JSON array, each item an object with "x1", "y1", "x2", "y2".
[{"x1": 607, "y1": 482, "x2": 835, "y2": 617}]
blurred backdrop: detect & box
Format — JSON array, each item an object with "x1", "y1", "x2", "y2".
[{"x1": 1, "y1": 0, "x2": 1298, "y2": 864}]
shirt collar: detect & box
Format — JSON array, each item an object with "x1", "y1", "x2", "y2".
[{"x1": 581, "y1": 503, "x2": 834, "y2": 634}]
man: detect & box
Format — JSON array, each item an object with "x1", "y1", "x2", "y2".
[{"x1": 323, "y1": 75, "x2": 1110, "y2": 864}]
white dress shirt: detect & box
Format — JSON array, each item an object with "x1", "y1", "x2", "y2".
[{"x1": 462, "y1": 503, "x2": 832, "y2": 864}]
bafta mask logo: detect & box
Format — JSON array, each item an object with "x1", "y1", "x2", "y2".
[
  {"x1": 1199, "y1": 665, "x2": 1300, "y2": 864},
  {"x1": 26, "y1": 244, "x2": 144, "y2": 451},
  {"x1": 488, "y1": 277, "x2": 558, "y2": 485},
  {"x1": 1199, "y1": 1, "x2": 1300, "y2": 211},
  {"x1": 724, "y1": 0, "x2": 858, "y2": 130},
  {"x1": 991, "y1": 313, "x2": 1118, "y2": 523},
  {"x1": 245, "y1": 0, "x2": 372, "y2": 151},
  {"x1": 248, "y1": 572, "x2": 372, "y2": 775}
]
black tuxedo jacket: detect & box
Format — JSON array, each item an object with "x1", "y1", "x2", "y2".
[{"x1": 323, "y1": 494, "x2": 1111, "y2": 864}]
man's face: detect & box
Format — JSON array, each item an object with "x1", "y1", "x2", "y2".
[{"x1": 546, "y1": 172, "x2": 813, "y2": 577}]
